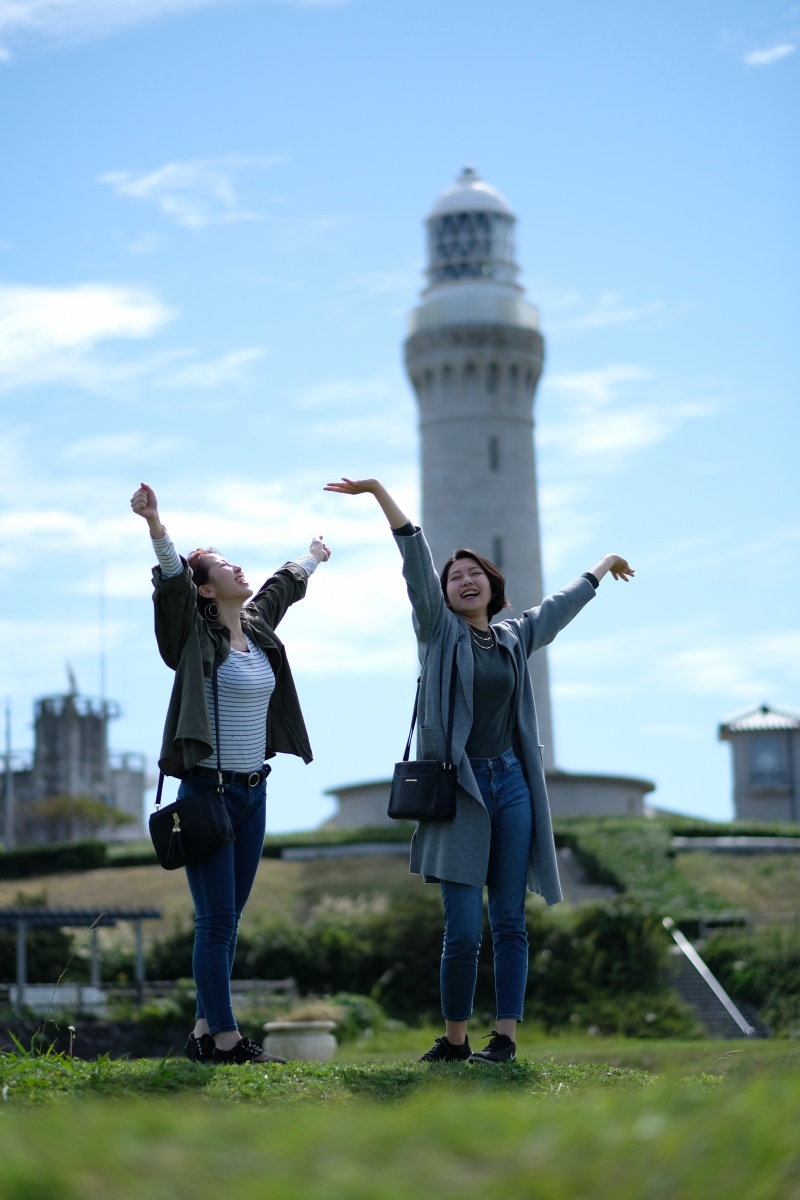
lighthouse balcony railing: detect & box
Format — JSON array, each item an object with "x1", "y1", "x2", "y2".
[{"x1": 408, "y1": 294, "x2": 540, "y2": 335}]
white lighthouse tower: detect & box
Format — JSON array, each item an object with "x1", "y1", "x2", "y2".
[
  {"x1": 403, "y1": 167, "x2": 556, "y2": 766},
  {"x1": 324, "y1": 168, "x2": 656, "y2": 827}
]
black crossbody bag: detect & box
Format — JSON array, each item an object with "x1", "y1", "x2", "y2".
[
  {"x1": 388, "y1": 647, "x2": 458, "y2": 822},
  {"x1": 149, "y1": 667, "x2": 235, "y2": 870}
]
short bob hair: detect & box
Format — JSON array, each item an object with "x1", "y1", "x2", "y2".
[{"x1": 439, "y1": 548, "x2": 511, "y2": 620}]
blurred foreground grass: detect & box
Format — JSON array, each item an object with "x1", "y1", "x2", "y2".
[{"x1": 0, "y1": 1073, "x2": 797, "y2": 1200}]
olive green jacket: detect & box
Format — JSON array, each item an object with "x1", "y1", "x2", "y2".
[{"x1": 152, "y1": 559, "x2": 313, "y2": 777}]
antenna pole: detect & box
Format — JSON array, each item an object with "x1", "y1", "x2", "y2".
[
  {"x1": 4, "y1": 700, "x2": 15, "y2": 850},
  {"x1": 100, "y1": 559, "x2": 107, "y2": 703}
]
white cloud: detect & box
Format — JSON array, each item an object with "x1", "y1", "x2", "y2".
[
  {"x1": 551, "y1": 624, "x2": 800, "y2": 706},
  {"x1": 0, "y1": 282, "x2": 174, "y2": 392},
  {"x1": 743, "y1": 43, "x2": 796, "y2": 66},
  {"x1": 0, "y1": 0, "x2": 352, "y2": 60},
  {"x1": 63, "y1": 432, "x2": 180, "y2": 462},
  {"x1": 546, "y1": 364, "x2": 654, "y2": 405},
  {"x1": 100, "y1": 156, "x2": 284, "y2": 231},
  {"x1": 662, "y1": 634, "x2": 800, "y2": 698},
  {"x1": 0, "y1": 280, "x2": 267, "y2": 397},
  {"x1": 294, "y1": 376, "x2": 394, "y2": 408},
  {"x1": 533, "y1": 283, "x2": 667, "y2": 335},
  {"x1": 159, "y1": 348, "x2": 267, "y2": 389},
  {"x1": 540, "y1": 366, "x2": 713, "y2": 464},
  {"x1": 125, "y1": 233, "x2": 161, "y2": 256}
]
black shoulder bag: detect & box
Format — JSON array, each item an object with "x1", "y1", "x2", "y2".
[
  {"x1": 149, "y1": 666, "x2": 235, "y2": 870},
  {"x1": 387, "y1": 647, "x2": 458, "y2": 822}
]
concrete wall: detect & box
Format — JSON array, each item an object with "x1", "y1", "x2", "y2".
[{"x1": 325, "y1": 769, "x2": 655, "y2": 829}]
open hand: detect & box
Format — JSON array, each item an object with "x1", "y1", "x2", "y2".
[
  {"x1": 323, "y1": 477, "x2": 379, "y2": 497},
  {"x1": 606, "y1": 555, "x2": 635, "y2": 582}
]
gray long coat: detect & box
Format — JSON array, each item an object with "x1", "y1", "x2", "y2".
[{"x1": 395, "y1": 527, "x2": 596, "y2": 906}]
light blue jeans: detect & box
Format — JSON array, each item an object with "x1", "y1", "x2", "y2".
[
  {"x1": 180, "y1": 771, "x2": 268, "y2": 1035},
  {"x1": 440, "y1": 748, "x2": 533, "y2": 1023}
]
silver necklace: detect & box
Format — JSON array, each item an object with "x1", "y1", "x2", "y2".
[{"x1": 469, "y1": 624, "x2": 495, "y2": 650}]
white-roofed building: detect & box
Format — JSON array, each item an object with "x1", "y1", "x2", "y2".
[{"x1": 719, "y1": 703, "x2": 800, "y2": 823}]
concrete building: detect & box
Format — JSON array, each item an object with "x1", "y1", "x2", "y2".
[
  {"x1": 2, "y1": 683, "x2": 147, "y2": 846},
  {"x1": 326, "y1": 168, "x2": 654, "y2": 827},
  {"x1": 719, "y1": 703, "x2": 800, "y2": 823}
]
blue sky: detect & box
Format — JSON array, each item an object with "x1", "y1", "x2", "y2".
[{"x1": 0, "y1": 0, "x2": 797, "y2": 831}]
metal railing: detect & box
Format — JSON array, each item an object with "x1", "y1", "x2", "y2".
[{"x1": 662, "y1": 916, "x2": 755, "y2": 1037}]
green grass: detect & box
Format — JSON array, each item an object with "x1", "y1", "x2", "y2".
[
  {"x1": 2, "y1": 1032, "x2": 798, "y2": 1198},
  {"x1": 0, "y1": 1072, "x2": 797, "y2": 1199}
]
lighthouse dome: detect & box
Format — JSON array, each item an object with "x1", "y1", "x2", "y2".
[{"x1": 425, "y1": 166, "x2": 518, "y2": 287}]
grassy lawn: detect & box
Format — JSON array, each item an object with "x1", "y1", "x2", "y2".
[
  {"x1": 2, "y1": 1027, "x2": 798, "y2": 1198},
  {"x1": 675, "y1": 850, "x2": 800, "y2": 916},
  {"x1": 0, "y1": 1048, "x2": 797, "y2": 1199}
]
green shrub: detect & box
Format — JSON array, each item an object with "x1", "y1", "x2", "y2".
[{"x1": 702, "y1": 926, "x2": 800, "y2": 1037}]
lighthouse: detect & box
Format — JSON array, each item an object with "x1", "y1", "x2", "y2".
[
  {"x1": 403, "y1": 167, "x2": 556, "y2": 767},
  {"x1": 324, "y1": 169, "x2": 656, "y2": 826}
]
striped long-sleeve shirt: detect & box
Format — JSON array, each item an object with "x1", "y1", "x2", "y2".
[{"x1": 152, "y1": 532, "x2": 318, "y2": 771}]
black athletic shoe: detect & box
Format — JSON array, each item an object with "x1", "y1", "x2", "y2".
[
  {"x1": 184, "y1": 1032, "x2": 215, "y2": 1064},
  {"x1": 212, "y1": 1036, "x2": 287, "y2": 1065},
  {"x1": 468, "y1": 1031, "x2": 516, "y2": 1065},
  {"x1": 418, "y1": 1035, "x2": 472, "y2": 1063}
]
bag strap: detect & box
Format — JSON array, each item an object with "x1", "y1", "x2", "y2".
[
  {"x1": 401, "y1": 645, "x2": 458, "y2": 766},
  {"x1": 155, "y1": 663, "x2": 223, "y2": 809}
]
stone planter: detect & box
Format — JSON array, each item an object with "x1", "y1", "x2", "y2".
[{"x1": 262, "y1": 1020, "x2": 337, "y2": 1062}]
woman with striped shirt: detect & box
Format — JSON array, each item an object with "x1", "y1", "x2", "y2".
[{"x1": 131, "y1": 481, "x2": 330, "y2": 1065}]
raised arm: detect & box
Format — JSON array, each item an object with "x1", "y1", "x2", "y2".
[
  {"x1": 130, "y1": 481, "x2": 166, "y2": 541},
  {"x1": 324, "y1": 476, "x2": 447, "y2": 644},
  {"x1": 323, "y1": 477, "x2": 410, "y2": 529}
]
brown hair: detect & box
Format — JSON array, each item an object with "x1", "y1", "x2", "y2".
[
  {"x1": 439, "y1": 548, "x2": 511, "y2": 619},
  {"x1": 188, "y1": 547, "x2": 221, "y2": 618}
]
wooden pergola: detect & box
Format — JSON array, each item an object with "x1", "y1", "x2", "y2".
[{"x1": 0, "y1": 907, "x2": 162, "y2": 1004}]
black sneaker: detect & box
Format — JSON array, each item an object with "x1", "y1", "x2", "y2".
[
  {"x1": 184, "y1": 1032, "x2": 215, "y2": 1064},
  {"x1": 468, "y1": 1030, "x2": 516, "y2": 1065},
  {"x1": 418, "y1": 1035, "x2": 472, "y2": 1063},
  {"x1": 212, "y1": 1036, "x2": 287, "y2": 1066}
]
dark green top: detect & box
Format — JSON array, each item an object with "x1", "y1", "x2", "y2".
[{"x1": 464, "y1": 634, "x2": 518, "y2": 759}]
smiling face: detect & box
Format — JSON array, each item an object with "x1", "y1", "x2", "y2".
[
  {"x1": 444, "y1": 556, "x2": 492, "y2": 623},
  {"x1": 197, "y1": 554, "x2": 253, "y2": 605}
]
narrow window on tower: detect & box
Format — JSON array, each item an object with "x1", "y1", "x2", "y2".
[
  {"x1": 487, "y1": 363, "x2": 498, "y2": 393},
  {"x1": 492, "y1": 536, "x2": 504, "y2": 568},
  {"x1": 488, "y1": 436, "x2": 500, "y2": 471}
]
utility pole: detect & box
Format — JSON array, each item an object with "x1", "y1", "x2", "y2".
[{"x1": 4, "y1": 700, "x2": 15, "y2": 850}]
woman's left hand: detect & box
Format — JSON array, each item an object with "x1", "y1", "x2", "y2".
[{"x1": 309, "y1": 535, "x2": 331, "y2": 563}]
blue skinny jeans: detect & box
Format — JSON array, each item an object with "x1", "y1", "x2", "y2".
[
  {"x1": 440, "y1": 748, "x2": 533, "y2": 1023},
  {"x1": 179, "y1": 770, "x2": 268, "y2": 1035}
]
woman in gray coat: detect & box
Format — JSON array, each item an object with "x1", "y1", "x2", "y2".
[{"x1": 325, "y1": 476, "x2": 633, "y2": 1065}]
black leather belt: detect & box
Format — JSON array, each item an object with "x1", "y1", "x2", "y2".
[{"x1": 188, "y1": 765, "x2": 270, "y2": 788}]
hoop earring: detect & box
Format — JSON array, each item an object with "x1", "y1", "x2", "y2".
[{"x1": 204, "y1": 601, "x2": 221, "y2": 622}]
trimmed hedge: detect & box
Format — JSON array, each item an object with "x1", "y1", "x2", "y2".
[
  {"x1": 553, "y1": 818, "x2": 728, "y2": 921},
  {"x1": 0, "y1": 840, "x2": 108, "y2": 880}
]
